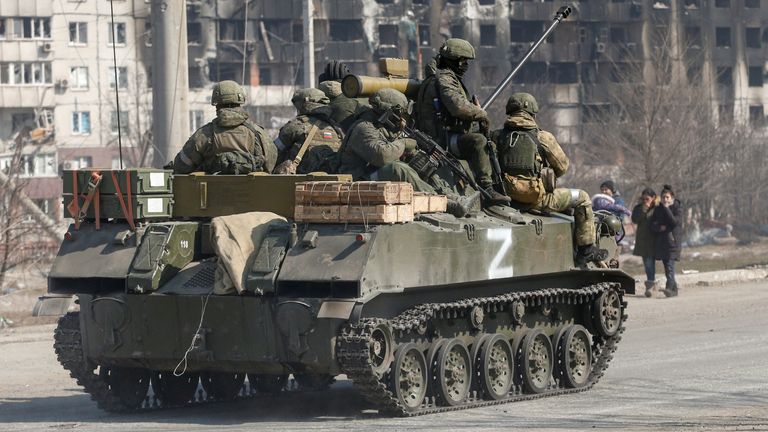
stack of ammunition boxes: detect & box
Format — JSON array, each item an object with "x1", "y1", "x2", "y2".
[
  {"x1": 295, "y1": 181, "x2": 447, "y2": 224},
  {"x1": 62, "y1": 169, "x2": 173, "y2": 220}
]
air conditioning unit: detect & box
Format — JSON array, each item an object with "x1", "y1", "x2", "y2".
[
  {"x1": 41, "y1": 42, "x2": 54, "y2": 53},
  {"x1": 56, "y1": 78, "x2": 69, "y2": 88},
  {"x1": 63, "y1": 161, "x2": 76, "y2": 170}
]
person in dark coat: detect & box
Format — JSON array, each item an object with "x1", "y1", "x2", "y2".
[
  {"x1": 649, "y1": 184, "x2": 684, "y2": 297},
  {"x1": 632, "y1": 187, "x2": 658, "y2": 297}
]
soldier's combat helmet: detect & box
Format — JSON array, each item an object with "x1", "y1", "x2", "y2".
[
  {"x1": 211, "y1": 80, "x2": 246, "y2": 106},
  {"x1": 369, "y1": 88, "x2": 409, "y2": 113},
  {"x1": 439, "y1": 38, "x2": 476, "y2": 60},
  {"x1": 291, "y1": 88, "x2": 330, "y2": 115},
  {"x1": 317, "y1": 80, "x2": 343, "y2": 99},
  {"x1": 506, "y1": 92, "x2": 539, "y2": 116}
]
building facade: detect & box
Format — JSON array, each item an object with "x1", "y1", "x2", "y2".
[{"x1": 1, "y1": 0, "x2": 767, "y2": 222}]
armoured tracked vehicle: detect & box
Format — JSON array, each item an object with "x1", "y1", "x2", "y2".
[
  {"x1": 40, "y1": 5, "x2": 633, "y2": 416},
  {"x1": 41, "y1": 168, "x2": 633, "y2": 416}
]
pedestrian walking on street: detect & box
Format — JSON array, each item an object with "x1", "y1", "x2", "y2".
[
  {"x1": 632, "y1": 187, "x2": 658, "y2": 297},
  {"x1": 649, "y1": 184, "x2": 684, "y2": 297}
]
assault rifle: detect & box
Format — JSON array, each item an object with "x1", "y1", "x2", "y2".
[{"x1": 378, "y1": 109, "x2": 494, "y2": 201}]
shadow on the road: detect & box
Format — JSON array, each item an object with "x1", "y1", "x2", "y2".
[{"x1": 0, "y1": 385, "x2": 379, "y2": 425}]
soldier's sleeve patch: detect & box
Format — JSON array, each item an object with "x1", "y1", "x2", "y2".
[{"x1": 322, "y1": 131, "x2": 334, "y2": 140}]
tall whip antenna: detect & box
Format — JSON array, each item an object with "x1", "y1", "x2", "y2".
[
  {"x1": 242, "y1": 0, "x2": 249, "y2": 85},
  {"x1": 109, "y1": 0, "x2": 124, "y2": 169}
]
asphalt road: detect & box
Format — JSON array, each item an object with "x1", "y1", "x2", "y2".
[{"x1": 1, "y1": 280, "x2": 767, "y2": 431}]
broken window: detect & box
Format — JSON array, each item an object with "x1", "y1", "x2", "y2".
[
  {"x1": 481, "y1": 66, "x2": 496, "y2": 85},
  {"x1": 513, "y1": 61, "x2": 546, "y2": 83},
  {"x1": 748, "y1": 66, "x2": 763, "y2": 87},
  {"x1": 715, "y1": 27, "x2": 731, "y2": 48},
  {"x1": 684, "y1": 26, "x2": 701, "y2": 48},
  {"x1": 480, "y1": 24, "x2": 496, "y2": 46},
  {"x1": 687, "y1": 64, "x2": 701, "y2": 82},
  {"x1": 379, "y1": 24, "x2": 398, "y2": 45},
  {"x1": 749, "y1": 105, "x2": 764, "y2": 125},
  {"x1": 292, "y1": 23, "x2": 303, "y2": 43},
  {"x1": 548, "y1": 62, "x2": 577, "y2": 83},
  {"x1": 609, "y1": 27, "x2": 626, "y2": 43},
  {"x1": 746, "y1": 27, "x2": 761, "y2": 49},
  {"x1": 745, "y1": 0, "x2": 760, "y2": 7},
  {"x1": 715, "y1": 0, "x2": 729, "y2": 7},
  {"x1": 259, "y1": 67, "x2": 272, "y2": 85},
  {"x1": 329, "y1": 20, "x2": 364, "y2": 41},
  {"x1": 717, "y1": 67, "x2": 732, "y2": 86},
  {"x1": 188, "y1": 22, "x2": 201, "y2": 44},
  {"x1": 582, "y1": 104, "x2": 612, "y2": 123},
  {"x1": 510, "y1": 21, "x2": 545, "y2": 43},
  {"x1": 219, "y1": 20, "x2": 245, "y2": 41},
  {"x1": 450, "y1": 24, "x2": 464, "y2": 39}
]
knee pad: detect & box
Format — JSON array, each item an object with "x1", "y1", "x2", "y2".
[{"x1": 569, "y1": 189, "x2": 590, "y2": 207}]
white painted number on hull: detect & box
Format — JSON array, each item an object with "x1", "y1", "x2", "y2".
[{"x1": 487, "y1": 228, "x2": 514, "y2": 279}]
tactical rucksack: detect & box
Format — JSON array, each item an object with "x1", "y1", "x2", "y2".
[
  {"x1": 498, "y1": 128, "x2": 544, "y2": 178},
  {"x1": 203, "y1": 151, "x2": 261, "y2": 174}
]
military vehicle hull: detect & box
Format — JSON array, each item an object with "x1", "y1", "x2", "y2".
[{"x1": 48, "y1": 180, "x2": 632, "y2": 414}]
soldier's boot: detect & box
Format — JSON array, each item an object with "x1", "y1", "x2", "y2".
[
  {"x1": 446, "y1": 191, "x2": 481, "y2": 218},
  {"x1": 663, "y1": 281, "x2": 679, "y2": 298},
  {"x1": 575, "y1": 244, "x2": 609, "y2": 267},
  {"x1": 483, "y1": 187, "x2": 511, "y2": 206},
  {"x1": 644, "y1": 280, "x2": 655, "y2": 298}
]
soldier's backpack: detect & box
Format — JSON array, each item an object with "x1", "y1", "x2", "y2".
[
  {"x1": 203, "y1": 151, "x2": 262, "y2": 174},
  {"x1": 498, "y1": 128, "x2": 548, "y2": 204}
]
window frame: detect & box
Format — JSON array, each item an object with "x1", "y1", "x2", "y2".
[
  {"x1": 72, "y1": 111, "x2": 92, "y2": 135},
  {"x1": 68, "y1": 22, "x2": 88, "y2": 45}
]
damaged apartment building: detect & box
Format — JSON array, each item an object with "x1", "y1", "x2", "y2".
[{"x1": 1, "y1": 0, "x2": 768, "y2": 222}]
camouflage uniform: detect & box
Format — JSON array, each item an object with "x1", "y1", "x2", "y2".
[
  {"x1": 493, "y1": 93, "x2": 597, "y2": 248},
  {"x1": 274, "y1": 88, "x2": 343, "y2": 174},
  {"x1": 414, "y1": 40, "x2": 501, "y2": 199},
  {"x1": 173, "y1": 81, "x2": 276, "y2": 174},
  {"x1": 318, "y1": 80, "x2": 363, "y2": 132}
]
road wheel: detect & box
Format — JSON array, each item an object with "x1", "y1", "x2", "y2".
[
  {"x1": 389, "y1": 343, "x2": 428, "y2": 412},
  {"x1": 478, "y1": 334, "x2": 514, "y2": 400},
  {"x1": 519, "y1": 329, "x2": 553, "y2": 394},
  {"x1": 592, "y1": 289, "x2": 622, "y2": 337},
  {"x1": 434, "y1": 338, "x2": 472, "y2": 406},
  {"x1": 555, "y1": 325, "x2": 592, "y2": 388}
]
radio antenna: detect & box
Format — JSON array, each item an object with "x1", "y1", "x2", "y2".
[{"x1": 109, "y1": 0, "x2": 125, "y2": 169}]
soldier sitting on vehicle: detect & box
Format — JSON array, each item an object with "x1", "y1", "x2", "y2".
[
  {"x1": 491, "y1": 92, "x2": 608, "y2": 266},
  {"x1": 337, "y1": 88, "x2": 479, "y2": 217},
  {"x1": 172, "y1": 80, "x2": 277, "y2": 174},
  {"x1": 273, "y1": 88, "x2": 344, "y2": 174},
  {"x1": 414, "y1": 38, "x2": 509, "y2": 205},
  {"x1": 317, "y1": 61, "x2": 364, "y2": 132}
]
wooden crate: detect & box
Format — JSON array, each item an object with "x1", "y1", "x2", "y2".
[
  {"x1": 294, "y1": 205, "x2": 340, "y2": 223},
  {"x1": 340, "y1": 204, "x2": 414, "y2": 224},
  {"x1": 340, "y1": 181, "x2": 413, "y2": 205},
  {"x1": 412, "y1": 193, "x2": 448, "y2": 213},
  {"x1": 295, "y1": 181, "x2": 347, "y2": 205}
]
